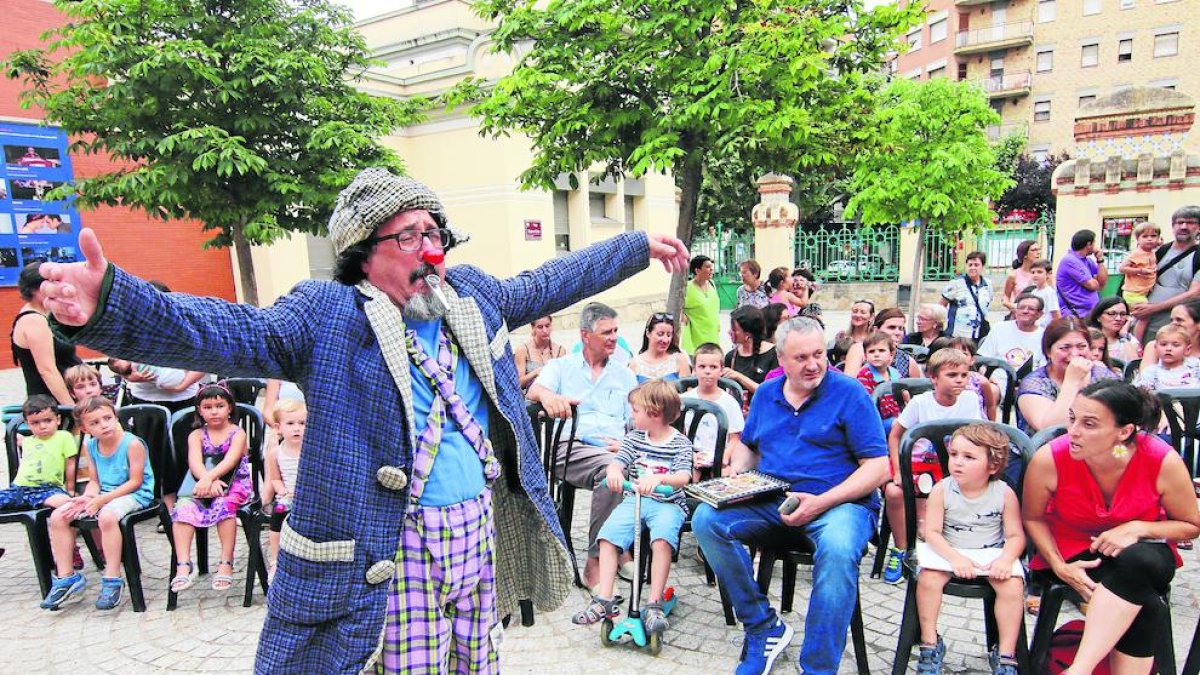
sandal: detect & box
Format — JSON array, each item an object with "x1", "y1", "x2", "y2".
[
  {"x1": 1025, "y1": 595, "x2": 1040, "y2": 616},
  {"x1": 572, "y1": 595, "x2": 620, "y2": 625},
  {"x1": 171, "y1": 561, "x2": 197, "y2": 592},
  {"x1": 212, "y1": 559, "x2": 235, "y2": 591}
]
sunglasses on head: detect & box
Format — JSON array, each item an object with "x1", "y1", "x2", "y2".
[{"x1": 652, "y1": 312, "x2": 675, "y2": 322}]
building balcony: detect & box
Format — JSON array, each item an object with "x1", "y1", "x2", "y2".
[
  {"x1": 954, "y1": 0, "x2": 996, "y2": 6},
  {"x1": 954, "y1": 22, "x2": 1033, "y2": 56},
  {"x1": 981, "y1": 72, "x2": 1032, "y2": 100},
  {"x1": 986, "y1": 123, "x2": 1029, "y2": 141}
]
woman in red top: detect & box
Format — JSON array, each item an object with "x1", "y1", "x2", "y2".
[{"x1": 1023, "y1": 380, "x2": 1200, "y2": 675}]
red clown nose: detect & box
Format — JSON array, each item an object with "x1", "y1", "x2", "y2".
[{"x1": 420, "y1": 248, "x2": 444, "y2": 265}]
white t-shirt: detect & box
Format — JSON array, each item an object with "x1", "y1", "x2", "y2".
[
  {"x1": 1029, "y1": 285, "x2": 1061, "y2": 328},
  {"x1": 680, "y1": 388, "x2": 745, "y2": 468},
  {"x1": 1133, "y1": 357, "x2": 1200, "y2": 390},
  {"x1": 978, "y1": 321, "x2": 1046, "y2": 372},
  {"x1": 127, "y1": 366, "x2": 201, "y2": 403},
  {"x1": 897, "y1": 390, "x2": 984, "y2": 430}
]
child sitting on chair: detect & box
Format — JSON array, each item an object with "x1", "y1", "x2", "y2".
[
  {"x1": 264, "y1": 398, "x2": 305, "y2": 579},
  {"x1": 41, "y1": 396, "x2": 154, "y2": 611},
  {"x1": 681, "y1": 343, "x2": 745, "y2": 479},
  {"x1": 573, "y1": 380, "x2": 693, "y2": 633},
  {"x1": 914, "y1": 423, "x2": 1025, "y2": 675},
  {"x1": 0, "y1": 395, "x2": 76, "y2": 511}
]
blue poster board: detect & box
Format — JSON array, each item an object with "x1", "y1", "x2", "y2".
[{"x1": 0, "y1": 122, "x2": 82, "y2": 286}]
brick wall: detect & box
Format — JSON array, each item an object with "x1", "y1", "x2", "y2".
[{"x1": 0, "y1": 0, "x2": 236, "y2": 367}]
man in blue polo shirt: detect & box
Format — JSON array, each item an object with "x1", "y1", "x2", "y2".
[
  {"x1": 529, "y1": 301, "x2": 638, "y2": 587},
  {"x1": 692, "y1": 317, "x2": 888, "y2": 675}
]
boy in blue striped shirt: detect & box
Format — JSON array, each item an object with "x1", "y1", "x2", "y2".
[{"x1": 572, "y1": 380, "x2": 693, "y2": 633}]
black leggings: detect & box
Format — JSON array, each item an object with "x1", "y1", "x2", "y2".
[{"x1": 1034, "y1": 542, "x2": 1175, "y2": 657}]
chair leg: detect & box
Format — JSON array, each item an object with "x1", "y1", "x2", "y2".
[
  {"x1": 983, "y1": 594, "x2": 999, "y2": 654},
  {"x1": 718, "y1": 579, "x2": 738, "y2": 626},
  {"x1": 755, "y1": 549, "x2": 777, "y2": 596},
  {"x1": 520, "y1": 599, "x2": 535, "y2": 627},
  {"x1": 196, "y1": 526, "x2": 209, "y2": 575},
  {"x1": 121, "y1": 520, "x2": 146, "y2": 612},
  {"x1": 1015, "y1": 619, "x2": 1031, "y2": 675},
  {"x1": 1183, "y1": 615, "x2": 1200, "y2": 675},
  {"x1": 871, "y1": 518, "x2": 892, "y2": 579},
  {"x1": 1028, "y1": 583, "x2": 1067, "y2": 674},
  {"x1": 162, "y1": 509, "x2": 180, "y2": 612},
  {"x1": 703, "y1": 557, "x2": 716, "y2": 586},
  {"x1": 26, "y1": 515, "x2": 54, "y2": 598},
  {"x1": 780, "y1": 558, "x2": 797, "y2": 614},
  {"x1": 1159, "y1": 595, "x2": 1178, "y2": 675},
  {"x1": 82, "y1": 528, "x2": 104, "y2": 570},
  {"x1": 852, "y1": 592, "x2": 870, "y2": 675},
  {"x1": 891, "y1": 578, "x2": 921, "y2": 675}
]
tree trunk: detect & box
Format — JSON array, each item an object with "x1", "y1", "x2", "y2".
[
  {"x1": 232, "y1": 220, "x2": 260, "y2": 307},
  {"x1": 667, "y1": 149, "x2": 704, "y2": 324},
  {"x1": 907, "y1": 220, "x2": 928, "y2": 332}
]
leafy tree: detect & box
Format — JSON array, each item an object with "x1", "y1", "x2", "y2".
[
  {"x1": 5, "y1": 0, "x2": 424, "y2": 304},
  {"x1": 995, "y1": 152, "x2": 1069, "y2": 220},
  {"x1": 451, "y1": 0, "x2": 922, "y2": 315},
  {"x1": 846, "y1": 78, "x2": 1013, "y2": 322}
]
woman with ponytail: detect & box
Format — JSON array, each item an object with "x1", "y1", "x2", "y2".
[
  {"x1": 1023, "y1": 380, "x2": 1200, "y2": 675},
  {"x1": 1002, "y1": 240, "x2": 1041, "y2": 314}
]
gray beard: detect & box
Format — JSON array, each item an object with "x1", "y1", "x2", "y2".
[{"x1": 401, "y1": 291, "x2": 446, "y2": 322}]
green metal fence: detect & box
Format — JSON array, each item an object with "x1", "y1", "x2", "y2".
[
  {"x1": 792, "y1": 223, "x2": 901, "y2": 283},
  {"x1": 921, "y1": 228, "x2": 958, "y2": 281},
  {"x1": 691, "y1": 228, "x2": 754, "y2": 309}
]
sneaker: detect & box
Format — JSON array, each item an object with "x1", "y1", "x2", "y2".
[
  {"x1": 915, "y1": 636, "x2": 946, "y2": 675},
  {"x1": 992, "y1": 653, "x2": 1018, "y2": 675},
  {"x1": 883, "y1": 548, "x2": 905, "y2": 585},
  {"x1": 643, "y1": 601, "x2": 669, "y2": 635},
  {"x1": 95, "y1": 576, "x2": 124, "y2": 610},
  {"x1": 40, "y1": 572, "x2": 86, "y2": 610},
  {"x1": 735, "y1": 618, "x2": 794, "y2": 675}
]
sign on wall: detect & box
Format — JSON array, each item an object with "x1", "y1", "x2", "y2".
[{"x1": 0, "y1": 123, "x2": 82, "y2": 286}]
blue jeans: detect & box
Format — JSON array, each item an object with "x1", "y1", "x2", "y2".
[{"x1": 692, "y1": 496, "x2": 876, "y2": 675}]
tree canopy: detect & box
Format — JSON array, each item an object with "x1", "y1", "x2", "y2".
[
  {"x1": 995, "y1": 152, "x2": 1069, "y2": 220},
  {"x1": 453, "y1": 0, "x2": 921, "y2": 313},
  {"x1": 5, "y1": 0, "x2": 424, "y2": 304},
  {"x1": 846, "y1": 77, "x2": 1013, "y2": 318}
]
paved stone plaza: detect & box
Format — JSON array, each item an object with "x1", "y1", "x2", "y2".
[{"x1": 1, "y1": 312, "x2": 1198, "y2": 673}]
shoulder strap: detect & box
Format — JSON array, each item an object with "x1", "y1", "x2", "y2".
[{"x1": 1157, "y1": 245, "x2": 1198, "y2": 278}]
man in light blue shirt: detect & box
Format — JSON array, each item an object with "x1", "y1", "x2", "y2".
[{"x1": 529, "y1": 302, "x2": 638, "y2": 586}]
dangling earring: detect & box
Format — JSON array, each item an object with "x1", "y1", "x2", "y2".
[{"x1": 1112, "y1": 443, "x2": 1130, "y2": 459}]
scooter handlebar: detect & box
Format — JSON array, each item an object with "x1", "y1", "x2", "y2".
[{"x1": 600, "y1": 478, "x2": 676, "y2": 496}]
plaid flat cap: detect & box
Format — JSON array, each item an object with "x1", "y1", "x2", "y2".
[{"x1": 328, "y1": 168, "x2": 449, "y2": 255}]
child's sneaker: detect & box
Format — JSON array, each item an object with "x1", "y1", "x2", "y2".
[
  {"x1": 642, "y1": 601, "x2": 669, "y2": 634},
  {"x1": 992, "y1": 653, "x2": 1018, "y2": 675},
  {"x1": 95, "y1": 576, "x2": 124, "y2": 610},
  {"x1": 40, "y1": 572, "x2": 86, "y2": 610},
  {"x1": 883, "y1": 547, "x2": 906, "y2": 584},
  {"x1": 735, "y1": 618, "x2": 793, "y2": 675},
  {"x1": 915, "y1": 636, "x2": 945, "y2": 675}
]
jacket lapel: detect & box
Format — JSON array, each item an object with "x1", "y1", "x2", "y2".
[
  {"x1": 440, "y1": 283, "x2": 502, "y2": 405},
  {"x1": 356, "y1": 281, "x2": 419, "y2": 453}
]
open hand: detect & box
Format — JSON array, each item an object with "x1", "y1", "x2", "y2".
[
  {"x1": 38, "y1": 228, "x2": 107, "y2": 326},
  {"x1": 1054, "y1": 558, "x2": 1100, "y2": 601},
  {"x1": 647, "y1": 233, "x2": 689, "y2": 274}
]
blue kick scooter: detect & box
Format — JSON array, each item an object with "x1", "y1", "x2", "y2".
[{"x1": 598, "y1": 478, "x2": 679, "y2": 655}]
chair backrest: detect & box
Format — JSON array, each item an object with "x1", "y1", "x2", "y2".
[
  {"x1": 5, "y1": 406, "x2": 77, "y2": 484},
  {"x1": 897, "y1": 343, "x2": 930, "y2": 364},
  {"x1": 223, "y1": 378, "x2": 267, "y2": 407},
  {"x1": 674, "y1": 397, "x2": 729, "y2": 475},
  {"x1": 1028, "y1": 424, "x2": 1068, "y2": 453},
  {"x1": 1156, "y1": 388, "x2": 1200, "y2": 477},
  {"x1": 526, "y1": 401, "x2": 578, "y2": 503},
  {"x1": 974, "y1": 355, "x2": 1019, "y2": 424},
  {"x1": 169, "y1": 403, "x2": 266, "y2": 499},
  {"x1": 116, "y1": 404, "x2": 172, "y2": 500},
  {"x1": 1123, "y1": 358, "x2": 1142, "y2": 383},
  {"x1": 673, "y1": 376, "x2": 745, "y2": 404},
  {"x1": 891, "y1": 378, "x2": 934, "y2": 412},
  {"x1": 897, "y1": 419, "x2": 1032, "y2": 554}
]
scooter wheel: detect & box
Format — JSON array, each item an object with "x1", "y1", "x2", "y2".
[
  {"x1": 599, "y1": 619, "x2": 616, "y2": 647},
  {"x1": 647, "y1": 630, "x2": 662, "y2": 656}
]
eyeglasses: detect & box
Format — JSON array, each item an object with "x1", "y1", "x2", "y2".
[
  {"x1": 1102, "y1": 311, "x2": 1129, "y2": 319},
  {"x1": 368, "y1": 228, "x2": 452, "y2": 253},
  {"x1": 1016, "y1": 305, "x2": 1042, "y2": 312},
  {"x1": 652, "y1": 312, "x2": 676, "y2": 322}
]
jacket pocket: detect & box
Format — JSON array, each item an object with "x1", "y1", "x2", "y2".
[{"x1": 269, "y1": 522, "x2": 358, "y2": 624}]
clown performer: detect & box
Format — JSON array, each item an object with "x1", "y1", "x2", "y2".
[{"x1": 36, "y1": 168, "x2": 689, "y2": 674}]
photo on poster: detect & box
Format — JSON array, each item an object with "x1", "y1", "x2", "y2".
[
  {"x1": 0, "y1": 180, "x2": 7, "y2": 200},
  {"x1": 0, "y1": 248, "x2": 17, "y2": 268},
  {"x1": 3, "y1": 145, "x2": 62, "y2": 168},
  {"x1": 10, "y1": 179, "x2": 64, "y2": 201},
  {"x1": 20, "y1": 245, "x2": 78, "y2": 265},
  {"x1": 17, "y1": 212, "x2": 71, "y2": 235},
  {"x1": 0, "y1": 214, "x2": 12, "y2": 235}
]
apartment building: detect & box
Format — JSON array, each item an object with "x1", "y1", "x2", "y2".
[{"x1": 894, "y1": 0, "x2": 1192, "y2": 158}]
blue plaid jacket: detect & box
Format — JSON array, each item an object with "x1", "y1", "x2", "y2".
[{"x1": 65, "y1": 232, "x2": 652, "y2": 673}]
